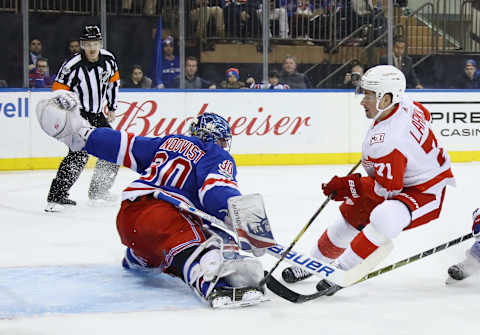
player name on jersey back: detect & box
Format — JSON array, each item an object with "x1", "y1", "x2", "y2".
[{"x1": 159, "y1": 137, "x2": 206, "y2": 163}]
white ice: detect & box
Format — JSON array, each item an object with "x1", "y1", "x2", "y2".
[{"x1": 0, "y1": 163, "x2": 478, "y2": 335}]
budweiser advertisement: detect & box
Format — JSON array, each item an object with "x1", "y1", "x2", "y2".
[
  {"x1": 108, "y1": 91, "x2": 356, "y2": 155},
  {"x1": 0, "y1": 90, "x2": 479, "y2": 169}
]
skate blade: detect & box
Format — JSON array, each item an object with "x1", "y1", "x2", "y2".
[
  {"x1": 44, "y1": 203, "x2": 66, "y2": 213},
  {"x1": 210, "y1": 292, "x2": 270, "y2": 309}
]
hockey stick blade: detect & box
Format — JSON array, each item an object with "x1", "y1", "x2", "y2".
[{"x1": 264, "y1": 272, "x2": 339, "y2": 303}]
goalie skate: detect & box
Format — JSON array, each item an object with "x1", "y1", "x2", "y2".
[{"x1": 208, "y1": 286, "x2": 269, "y2": 309}]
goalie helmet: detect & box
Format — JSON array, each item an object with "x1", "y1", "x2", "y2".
[
  {"x1": 189, "y1": 113, "x2": 232, "y2": 150},
  {"x1": 359, "y1": 65, "x2": 406, "y2": 117}
]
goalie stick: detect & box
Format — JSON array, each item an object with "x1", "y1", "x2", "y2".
[{"x1": 267, "y1": 232, "x2": 474, "y2": 303}]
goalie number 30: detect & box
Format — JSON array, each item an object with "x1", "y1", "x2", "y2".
[{"x1": 140, "y1": 151, "x2": 192, "y2": 189}]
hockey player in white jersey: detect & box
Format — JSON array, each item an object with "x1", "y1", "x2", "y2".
[
  {"x1": 283, "y1": 65, "x2": 455, "y2": 291},
  {"x1": 35, "y1": 92, "x2": 273, "y2": 308},
  {"x1": 447, "y1": 208, "x2": 480, "y2": 283}
]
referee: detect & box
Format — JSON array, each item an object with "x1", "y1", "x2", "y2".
[{"x1": 45, "y1": 25, "x2": 120, "y2": 212}]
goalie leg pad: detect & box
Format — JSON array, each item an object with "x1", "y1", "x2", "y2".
[{"x1": 182, "y1": 236, "x2": 265, "y2": 306}]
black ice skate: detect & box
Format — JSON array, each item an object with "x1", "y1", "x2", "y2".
[
  {"x1": 315, "y1": 279, "x2": 343, "y2": 296},
  {"x1": 282, "y1": 266, "x2": 313, "y2": 283},
  {"x1": 45, "y1": 197, "x2": 77, "y2": 212},
  {"x1": 447, "y1": 264, "x2": 467, "y2": 281}
]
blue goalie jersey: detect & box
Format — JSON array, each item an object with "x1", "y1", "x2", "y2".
[{"x1": 85, "y1": 128, "x2": 241, "y2": 221}]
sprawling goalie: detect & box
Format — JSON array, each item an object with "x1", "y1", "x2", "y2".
[{"x1": 36, "y1": 91, "x2": 276, "y2": 308}]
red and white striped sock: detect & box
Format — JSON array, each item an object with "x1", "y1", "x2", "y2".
[
  {"x1": 312, "y1": 216, "x2": 359, "y2": 263},
  {"x1": 336, "y1": 223, "x2": 389, "y2": 270}
]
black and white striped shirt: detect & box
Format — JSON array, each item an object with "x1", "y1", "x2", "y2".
[{"x1": 53, "y1": 49, "x2": 120, "y2": 114}]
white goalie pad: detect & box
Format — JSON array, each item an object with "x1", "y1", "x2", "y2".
[
  {"x1": 36, "y1": 93, "x2": 91, "y2": 151},
  {"x1": 228, "y1": 194, "x2": 276, "y2": 255}
]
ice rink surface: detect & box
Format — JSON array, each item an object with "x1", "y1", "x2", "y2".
[{"x1": 0, "y1": 163, "x2": 478, "y2": 335}]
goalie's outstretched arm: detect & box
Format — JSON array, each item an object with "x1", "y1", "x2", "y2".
[
  {"x1": 83, "y1": 128, "x2": 164, "y2": 173},
  {"x1": 36, "y1": 94, "x2": 160, "y2": 173}
]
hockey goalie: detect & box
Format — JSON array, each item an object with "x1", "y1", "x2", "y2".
[{"x1": 36, "y1": 91, "x2": 276, "y2": 308}]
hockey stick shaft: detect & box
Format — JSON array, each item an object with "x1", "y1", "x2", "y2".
[
  {"x1": 267, "y1": 232, "x2": 474, "y2": 303},
  {"x1": 354, "y1": 232, "x2": 474, "y2": 284},
  {"x1": 260, "y1": 160, "x2": 362, "y2": 287}
]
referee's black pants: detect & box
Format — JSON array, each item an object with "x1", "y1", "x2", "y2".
[{"x1": 46, "y1": 111, "x2": 120, "y2": 202}]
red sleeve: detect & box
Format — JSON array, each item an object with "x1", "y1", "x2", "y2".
[{"x1": 362, "y1": 149, "x2": 408, "y2": 200}]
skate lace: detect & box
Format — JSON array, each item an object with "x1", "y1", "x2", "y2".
[{"x1": 292, "y1": 266, "x2": 311, "y2": 279}]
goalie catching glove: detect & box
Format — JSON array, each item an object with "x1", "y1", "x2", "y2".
[
  {"x1": 322, "y1": 173, "x2": 363, "y2": 201},
  {"x1": 36, "y1": 90, "x2": 94, "y2": 151}
]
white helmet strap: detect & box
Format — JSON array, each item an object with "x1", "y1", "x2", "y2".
[{"x1": 374, "y1": 93, "x2": 396, "y2": 120}]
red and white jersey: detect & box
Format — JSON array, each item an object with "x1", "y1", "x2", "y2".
[{"x1": 361, "y1": 95, "x2": 455, "y2": 200}]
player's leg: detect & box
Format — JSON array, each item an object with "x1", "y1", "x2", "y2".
[
  {"x1": 45, "y1": 149, "x2": 89, "y2": 212},
  {"x1": 335, "y1": 200, "x2": 410, "y2": 270},
  {"x1": 116, "y1": 195, "x2": 264, "y2": 307},
  {"x1": 282, "y1": 196, "x2": 378, "y2": 283},
  {"x1": 116, "y1": 195, "x2": 206, "y2": 270},
  {"x1": 88, "y1": 159, "x2": 120, "y2": 201},
  {"x1": 83, "y1": 112, "x2": 119, "y2": 201}
]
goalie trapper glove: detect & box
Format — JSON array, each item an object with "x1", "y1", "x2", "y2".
[
  {"x1": 52, "y1": 90, "x2": 79, "y2": 111},
  {"x1": 36, "y1": 93, "x2": 92, "y2": 151},
  {"x1": 322, "y1": 173, "x2": 362, "y2": 201}
]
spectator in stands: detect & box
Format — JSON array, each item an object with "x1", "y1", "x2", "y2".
[
  {"x1": 256, "y1": 0, "x2": 289, "y2": 40},
  {"x1": 122, "y1": 64, "x2": 152, "y2": 88},
  {"x1": 143, "y1": 0, "x2": 158, "y2": 15},
  {"x1": 190, "y1": 0, "x2": 225, "y2": 43},
  {"x1": 219, "y1": 67, "x2": 246, "y2": 88},
  {"x1": 157, "y1": 36, "x2": 180, "y2": 88},
  {"x1": 379, "y1": 38, "x2": 423, "y2": 89},
  {"x1": 350, "y1": 0, "x2": 386, "y2": 40},
  {"x1": 29, "y1": 57, "x2": 55, "y2": 88},
  {"x1": 292, "y1": 0, "x2": 319, "y2": 44},
  {"x1": 340, "y1": 62, "x2": 364, "y2": 88},
  {"x1": 29, "y1": 38, "x2": 45, "y2": 71},
  {"x1": 172, "y1": 56, "x2": 216, "y2": 89},
  {"x1": 249, "y1": 70, "x2": 290, "y2": 89},
  {"x1": 67, "y1": 39, "x2": 81, "y2": 57},
  {"x1": 279, "y1": 55, "x2": 311, "y2": 88},
  {"x1": 0, "y1": 79, "x2": 7, "y2": 88},
  {"x1": 224, "y1": 0, "x2": 261, "y2": 41},
  {"x1": 451, "y1": 59, "x2": 480, "y2": 89}
]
